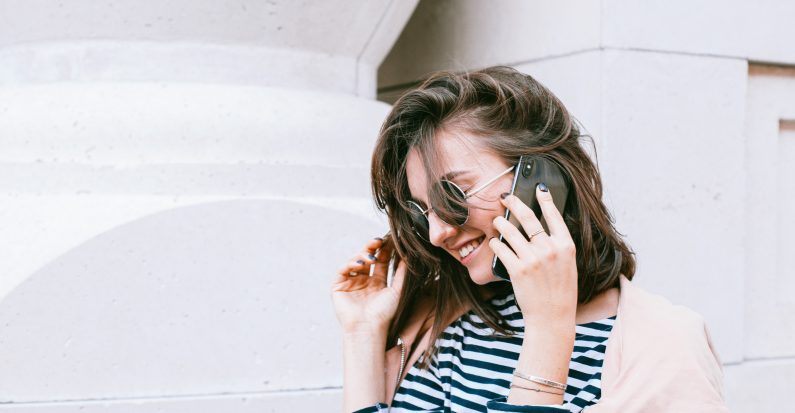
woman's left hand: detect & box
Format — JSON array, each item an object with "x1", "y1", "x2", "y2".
[{"x1": 487, "y1": 183, "x2": 578, "y2": 327}]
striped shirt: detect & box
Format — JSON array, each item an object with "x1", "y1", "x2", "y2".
[{"x1": 353, "y1": 290, "x2": 616, "y2": 413}]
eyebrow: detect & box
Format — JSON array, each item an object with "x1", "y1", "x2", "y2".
[{"x1": 441, "y1": 170, "x2": 470, "y2": 180}]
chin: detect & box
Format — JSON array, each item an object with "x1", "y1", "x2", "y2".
[
  {"x1": 451, "y1": 239, "x2": 502, "y2": 284},
  {"x1": 466, "y1": 258, "x2": 501, "y2": 285},
  {"x1": 469, "y1": 273, "x2": 494, "y2": 285}
]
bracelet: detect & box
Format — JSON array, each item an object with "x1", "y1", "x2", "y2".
[
  {"x1": 512, "y1": 370, "x2": 568, "y2": 391},
  {"x1": 509, "y1": 383, "x2": 564, "y2": 396}
]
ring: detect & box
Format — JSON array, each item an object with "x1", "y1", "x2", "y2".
[
  {"x1": 348, "y1": 271, "x2": 359, "y2": 277},
  {"x1": 528, "y1": 229, "x2": 545, "y2": 242}
]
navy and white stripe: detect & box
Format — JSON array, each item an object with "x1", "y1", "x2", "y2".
[{"x1": 353, "y1": 291, "x2": 615, "y2": 413}]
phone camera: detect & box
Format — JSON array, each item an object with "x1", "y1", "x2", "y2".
[{"x1": 522, "y1": 161, "x2": 533, "y2": 178}]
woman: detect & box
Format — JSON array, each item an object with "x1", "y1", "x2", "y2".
[{"x1": 331, "y1": 66, "x2": 728, "y2": 412}]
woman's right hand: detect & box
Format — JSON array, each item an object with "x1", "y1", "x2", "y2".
[{"x1": 331, "y1": 235, "x2": 407, "y2": 335}]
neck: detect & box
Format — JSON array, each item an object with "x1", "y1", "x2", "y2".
[
  {"x1": 477, "y1": 281, "x2": 512, "y2": 301},
  {"x1": 574, "y1": 287, "x2": 619, "y2": 324}
]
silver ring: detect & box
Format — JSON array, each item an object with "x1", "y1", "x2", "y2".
[
  {"x1": 528, "y1": 229, "x2": 545, "y2": 242},
  {"x1": 348, "y1": 271, "x2": 359, "y2": 277}
]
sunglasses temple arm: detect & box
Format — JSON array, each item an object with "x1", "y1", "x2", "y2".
[{"x1": 465, "y1": 166, "x2": 515, "y2": 198}]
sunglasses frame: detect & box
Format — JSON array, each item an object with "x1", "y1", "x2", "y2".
[{"x1": 407, "y1": 165, "x2": 515, "y2": 241}]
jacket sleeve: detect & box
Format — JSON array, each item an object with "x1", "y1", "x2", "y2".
[
  {"x1": 486, "y1": 396, "x2": 570, "y2": 412},
  {"x1": 585, "y1": 304, "x2": 730, "y2": 412}
]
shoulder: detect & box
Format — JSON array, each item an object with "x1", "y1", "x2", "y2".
[
  {"x1": 619, "y1": 276, "x2": 713, "y2": 342},
  {"x1": 599, "y1": 279, "x2": 729, "y2": 410},
  {"x1": 615, "y1": 276, "x2": 725, "y2": 392}
]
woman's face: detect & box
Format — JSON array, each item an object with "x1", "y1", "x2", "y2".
[{"x1": 405, "y1": 129, "x2": 514, "y2": 285}]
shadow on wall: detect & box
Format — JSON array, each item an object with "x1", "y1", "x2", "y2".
[{"x1": 0, "y1": 199, "x2": 383, "y2": 406}]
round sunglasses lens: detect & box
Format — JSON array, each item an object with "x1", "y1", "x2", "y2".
[
  {"x1": 434, "y1": 180, "x2": 469, "y2": 226},
  {"x1": 407, "y1": 201, "x2": 430, "y2": 241}
]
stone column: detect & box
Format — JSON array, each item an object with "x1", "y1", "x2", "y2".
[{"x1": 0, "y1": 0, "x2": 417, "y2": 410}]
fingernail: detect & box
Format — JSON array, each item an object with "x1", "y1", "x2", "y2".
[
  {"x1": 356, "y1": 260, "x2": 365, "y2": 265},
  {"x1": 500, "y1": 192, "x2": 510, "y2": 199},
  {"x1": 367, "y1": 254, "x2": 376, "y2": 260},
  {"x1": 538, "y1": 182, "x2": 549, "y2": 192}
]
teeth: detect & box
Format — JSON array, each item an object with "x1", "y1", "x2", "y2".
[{"x1": 459, "y1": 238, "x2": 482, "y2": 258}]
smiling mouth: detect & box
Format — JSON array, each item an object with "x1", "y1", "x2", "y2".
[{"x1": 458, "y1": 235, "x2": 486, "y2": 260}]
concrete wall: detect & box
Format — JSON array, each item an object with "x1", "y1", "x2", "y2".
[
  {"x1": 379, "y1": 1, "x2": 794, "y2": 412},
  {"x1": 0, "y1": 0, "x2": 418, "y2": 411},
  {"x1": 1, "y1": 1, "x2": 792, "y2": 412}
]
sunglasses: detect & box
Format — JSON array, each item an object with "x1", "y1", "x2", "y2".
[{"x1": 407, "y1": 166, "x2": 515, "y2": 242}]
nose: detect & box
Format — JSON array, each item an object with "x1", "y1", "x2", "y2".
[{"x1": 427, "y1": 211, "x2": 458, "y2": 248}]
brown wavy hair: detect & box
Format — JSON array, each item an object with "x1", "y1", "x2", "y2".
[{"x1": 371, "y1": 66, "x2": 636, "y2": 370}]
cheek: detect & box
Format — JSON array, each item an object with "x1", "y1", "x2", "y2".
[{"x1": 465, "y1": 202, "x2": 505, "y2": 233}]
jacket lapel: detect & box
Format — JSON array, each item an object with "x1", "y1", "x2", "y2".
[{"x1": 384, "y1": 296, "x2": 471, "y2": 405}]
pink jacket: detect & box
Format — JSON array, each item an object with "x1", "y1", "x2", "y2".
[{"x1": 384, "y1": 275, "x2": 730, "y2": 412}]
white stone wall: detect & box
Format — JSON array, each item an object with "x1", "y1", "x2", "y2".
[
  {"x1": 379, "y1": 1, "x2": 794, "y2": 412},
  {"x1": 1, "y1": 1, "x2": 792, "y2": 412},
  {"x1": 0, "y1": 0, "x2": 418, "y2": 411}
]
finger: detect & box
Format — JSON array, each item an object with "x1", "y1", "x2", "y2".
[
  {"x1": 363, "y1": 236, "x2": 385, "y2": 254},
  {"x1": 331, "y1": 269, "x2": 359, "y2": 293},
  {"x1": 491, "y1": 215, "x2": 533, "y2": 258},
  {"x1": 340, "y1": 237, "x2": 385, "y2": 275},
  {"x1": 337, "y1": 264, "x2": 370, "y2": 277},
  {"x1": 372, "y1": 237, "x2": 395, "y2": 283},
  {"x1": 336, "y1": 235, "x2": 389, "y2": 280},
  {"x1": 487, "y1": 236, "x2": 522, "y2": 276},
  {"x1": 500, "y1": 194, "x2": 549, "y2": 244},
  {"x1": 331, "y1": 270, "x2": 361, "y2": 290},
  {"x1": 356, "y1": 251, "x2": 378, "y2": 266},
  {"x1": 337, "y1": 258, "x2": 369, "y2": 277},
  {"x1": 535, "y1": 183, "x2": 571, "y2": 238},
  {"x1": 374, "y1": 237, "x2": 393, "y2": 263},
  {"x1": 331, "y1": 270, "x2": 350, "y2": 286}
]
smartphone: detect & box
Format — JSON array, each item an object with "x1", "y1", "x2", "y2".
[{"x1": 491, "y1": 154, "x2": 570, "y2": 281}]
